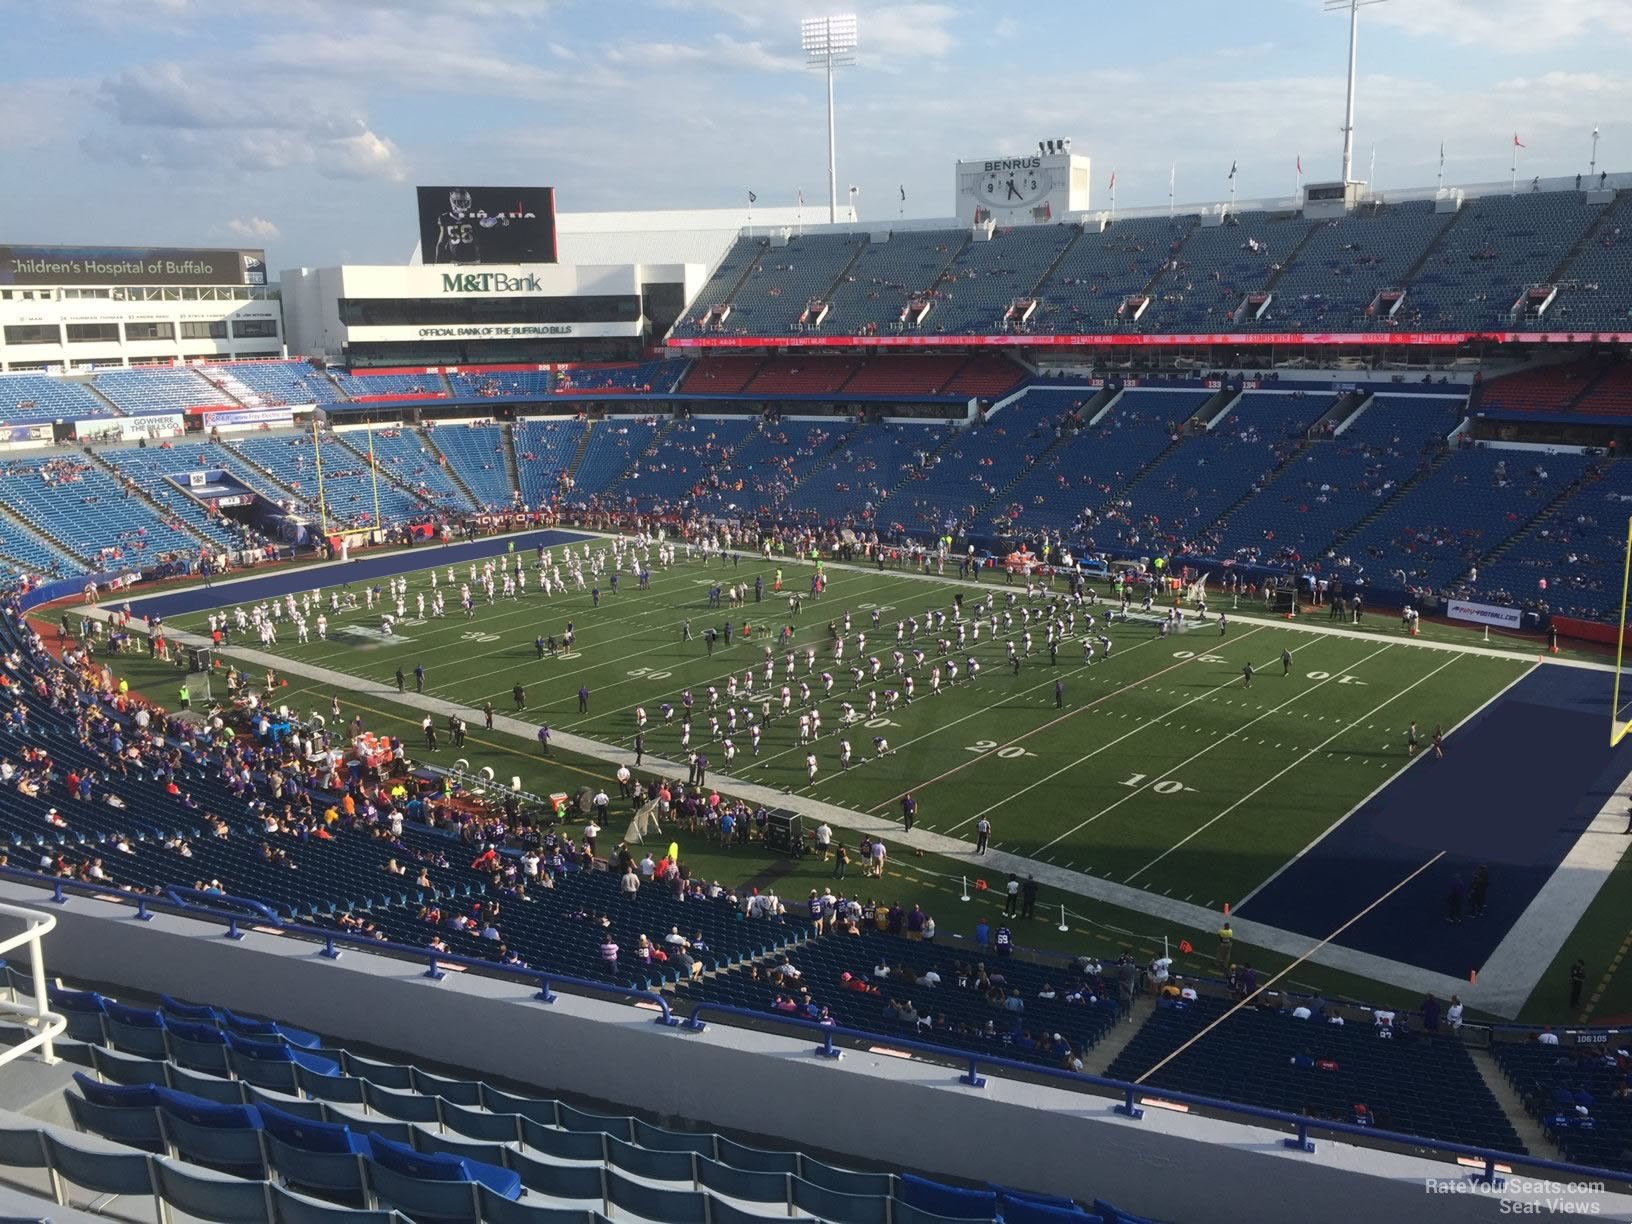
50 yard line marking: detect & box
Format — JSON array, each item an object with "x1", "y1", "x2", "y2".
[
  {"x1": 1008, "y1": 641, "x2": 1395, "y2": 852},
  {"x1": 1124, "y1": 652, "x2": 1460, "y2": 884}
]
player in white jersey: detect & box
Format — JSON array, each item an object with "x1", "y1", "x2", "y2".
[
  {"x1": 780, "y1": 685, "x2": 792, "y2": 713},
  {"x1": 799, "y1": 712, "x2": 811, "y2": 742},
  {"x1": 316, "y1": 615, "x2": 328, "y2": 640},
  {"x1": 806, "y1": 753, "x2": 819, "y2": 784},
  {"x1": 722, "y1": 738, "x2": 736, "y2": 763},
  {"x1": 750, "y1": 723, "x2": 762, "y2": 755}
]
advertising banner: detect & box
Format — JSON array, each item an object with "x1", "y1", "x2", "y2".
[
  {"x1": 0, "y1": 244, "x2": 265, "y2": 287},
  {"x1": 416, "y1": 186, "x2": 558, "y2": 265},
  {"x1": 75, "y1": 413, "x2": 186, "y2": 443},
  {"x1": 1445, "y1": 599, "x2": 1523, "y2": 630},
  {"x1": 200, "y1": 407, "x2": 296, "y2": 432}
]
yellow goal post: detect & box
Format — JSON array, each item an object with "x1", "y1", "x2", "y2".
[{"x1": 1612, "y1": 516, "x2": 1632, "y2": 746}]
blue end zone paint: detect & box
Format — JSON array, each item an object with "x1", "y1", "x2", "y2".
[
  {"x1": 1239, "y1": 666, "x2": 1632, "y2": 979},
  {"x1": 121, "y1": 529, "x2": 597, "y2": 619}
]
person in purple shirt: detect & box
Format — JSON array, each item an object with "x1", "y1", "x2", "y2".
[
  {"x1": 578, "y1": 686, "x2": 590, "y2": 714},
  {"x1": 905, "y1": 904, "x2": 925, "y2": 939}
]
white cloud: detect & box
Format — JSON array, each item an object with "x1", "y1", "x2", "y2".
[
  {"x1": 1369, "y1": 0, "x2": 1632, "y2": 52},
  {"x1": 224, "y1": 216, "x2": 282, "y2": 241},
  {"x1": 88, "y1": 62, "x2": 406, "y2": 180}
]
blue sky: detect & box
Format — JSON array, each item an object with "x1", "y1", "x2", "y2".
[{"x1": 2, "y1": 0, "x2": 1627, "y2": 267}]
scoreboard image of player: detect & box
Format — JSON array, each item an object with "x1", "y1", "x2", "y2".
[{"x1": 416, "y1": 186, "x2": 559, "y2": 265}]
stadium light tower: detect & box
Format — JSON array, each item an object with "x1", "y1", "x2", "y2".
[
  {"x1": 802, "y1": 14, "x2": 859, "y2": 224},
  {"x1": 1325, "y1": 0, "x2": 1389, "y2": 185}
]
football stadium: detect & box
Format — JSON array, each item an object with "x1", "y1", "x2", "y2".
[{"x1": 3, "y1": 3, "x2": 1632, "y2": 1221}]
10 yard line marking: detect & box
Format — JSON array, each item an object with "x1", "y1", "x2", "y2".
[
  {"x1": 865, "y1": 626, "x2": 1271, "y2": 814},
  {"x1": 1008, "y1": 641, "x2": 1395, "y2": 851},
  {"x1": 1124, "y1": 652, "x2": 1460, "y2": 884}
]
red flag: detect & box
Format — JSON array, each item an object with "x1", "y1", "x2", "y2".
[
  {"x1": 1513, "y1": 133, "x2": 1525, "y2": 148},
  {"x1": 1296, "y1": 154, "x2": 1303, "y2": 175},
  {"x1": 1108, "y1": 170, "x2": 1116, "y2": 191}
]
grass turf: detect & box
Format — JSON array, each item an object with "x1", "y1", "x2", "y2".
[{"x1": 154, "y1": 553, "x2": 1528, "y2": 911}]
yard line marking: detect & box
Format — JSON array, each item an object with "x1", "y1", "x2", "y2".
[
  {"x1": 865, "y1": 626, "x2": 1272, "y2": 814},
  {"x1": 948, "y1": 638, "x2": 1383, "y2": 841},
  {"x1": 1132, "y1": 850, "x2": 1446, "y2": 1085},
  {"x1": 1124, "y1": 652, "x2": 1461, "y2": 885}
]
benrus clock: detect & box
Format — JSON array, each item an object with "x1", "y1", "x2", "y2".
[{"x1": 954, "y1": 150, "x2": 1090, "y2": 226}]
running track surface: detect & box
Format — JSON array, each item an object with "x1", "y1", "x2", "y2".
[{"x1": 1239, "y1": 666, "x2": 1632, "y2": 979}]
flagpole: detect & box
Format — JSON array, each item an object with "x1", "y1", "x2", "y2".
[
  {"x1": 311, "y1": 414, "x2": 330, "y2": 545},
  {"x1": 1511, "y1": 137, "x2": 1518, "y2": 195},
  {"x1": 1168, "y1": 164, "x2": 1175, "y2": 219},
  {"x1": 1368, "y1": 143, "x2": 1376, "y2": 191},
  {"x1": 1591, "y1": 126, "x2": 1600, "y2": 180},
  {"x1": 1437, "y1": 141, "x2": 1445, "y2": 192}
]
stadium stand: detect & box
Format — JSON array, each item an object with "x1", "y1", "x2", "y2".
[
  {"x1": 568, "y1": 420, "x2": 660, "y2": 497},
  {"x1": 92, "y1": 368, "x2": 232, "y2": 415},
  {"x1": 205, "y1": 362, "x2": 348, "y2": 407},
  {"x1": 690, "y1": 419, "x2": 843, "y2": 519},
  {"x1": 678, "y1": 356, "x2": 766, "y2": 395},
  {"x1": 423, "y1": 423, "x2": 517, "y2": 510},
  {"x1": 783, "y1": 423, "x2": 931, "y2": 525},
  {"x1": 615, "y1": 416, "x2": 757, "y2": 512},
  {"x1": 95, "y1": 445, "x2": 253, "y2": 552},
  {"x1": 228, "y1": 434, "x2": 438, "y2": 527},
  {"x1": 0, "y1": 374, "x2": 114, "y2": 421},
  {"x1": 1107, "y1": 995, "x2": 1525, "y2": 1154},
  {"x1": 0, "y1": 971, "x2": 1163, "y2": 1223},
  {"x1": 1475, "y1": 359, "x2": 1614, "y2": 416},
  {"x1": 942, "y1": 353, "x2": 1029, "y2": 399},
  {"x1": 821, "y1": 230, "x2": 969, "y2": 337},
  {"x1": 703, "y1": 233, "x2": 866, "y2": 337},
  {"x1": 332, "y1": 429, "x2": 473, "y2": 513},
  {"x1": 1215, "y1": 393, "x2": 1466, "y2": 569},
  {"x1": 842, "y1": 356, "x2": 974, "y2": 397},
  {"x1": 0, "y1": 517, "x2": 78, "y2": 582},
  {"x1": 512, "y1": 418, "x2": 587, "y2": 507},
  {"x1": 740, "y1": 357, "x2": 861, "y2": 396},
  {"x1": 925, "y1": 225, "x2": 1082, "y2": 336},
  {"x1": 1029, "y1": 216, "x2": 1187, "y2": 334},
  {"x1": 1491, "y1": 1035, "x2": 1632, "y2": 1173},
  {"x1": 447, "y1": 369, "x2": 556, "y2": 401},
  {"x1": 0, "y1": 455, "x2": 203, "y2": 565},
  {"x1": 553, "y1": 360, "x2": 688, "y2": 396},
  {"x1": 328, "y1": 372, "x2": 449, "y2": 401}
]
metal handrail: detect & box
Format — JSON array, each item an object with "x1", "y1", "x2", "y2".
[
  {"x1": 8, "y1": 869, "x2": 675, "y2": 1026},
  {"x1": 0, "y1": 900, "x2": 64, "y2": 1066},
  {"x1": 677, "y1": 1001, "x2": 1632, "y2": 1191},
  {"x1": 15, "y1": 865, "x2": 1632, "y2": 1190}
]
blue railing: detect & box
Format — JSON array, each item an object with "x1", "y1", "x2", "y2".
[
  {"x1": 11, "y1": 870, "x2": 675, "y2": 1026},
  {"x1": 677, "y1": 1001, "x2": 1632, "y2": 1191},
  {"x1": 12, "y1": 867, "x2": 1632, "y2": 1190}
]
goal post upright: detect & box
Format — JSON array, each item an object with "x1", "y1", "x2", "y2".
[{"x1": 1613, "y1": 515, "x2": 1632, "y2": 746}]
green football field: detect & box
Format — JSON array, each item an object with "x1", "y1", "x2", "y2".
[{"x1": 165, "y1": 550, "x2": 1529, "y2": 914}]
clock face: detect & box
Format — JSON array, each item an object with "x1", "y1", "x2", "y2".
[{"x1": 979, "y1": 167, "x2": 1052, "y2": 207}]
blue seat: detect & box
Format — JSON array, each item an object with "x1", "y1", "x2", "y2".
[
  {"x1": 101, "y1": 1001, "x2": 169, "y2": 1058},
  {"x1": 365, "y1": 1160, "x2": 481, "y2": 1223},
  {"x1": 245, "y1": 1086, "x2": 327, "y2": 1121},
  {"x1": 412, "y1": 1068, "x2": 484, "y2": 1107},
  {"x1": 48, "y1": 988, "x2": 106, "y2": 1044},
  {"x1": 697, "y1": 1158, "x2": 789, "y2": 1205},
  {"x1": 343, "y1": 1053, "x2": 415, "y2": 1090},
  {"x1": 66, "y1": 1094, "x2": 163, "y2": 1152},
  {"x1": 363, "y1": 1079, "x2": 443, "y2": 1125},
  {"x1": 413, "y1": 1128, "x2": 511, "y2": 1167},
  {"x1": 42, "y1": 1130, "x2": 156, "y2": 1198},
  {"x1": 0, "y1": 1124, "x2": 48, "y2": 1179},
  {"x1": 792, "y1": 1177, "x2": 890, "y2": 1224},
  {"x1": 223, "y1": 1009, "x2": 322, "y2": 1049},
  {"x1": 166, "y1": 1019, "x2": 233, "y2": 1075},
  {"x1": 604, "y1": 1169, "x2": 709, "y2": 1223},
  {"x1": 442, "y1": 1100, "x2": 520, "y2": 1144},
  {"x1": 157, "y1": 1102, "x2": 266, "y2": 1180},
  {"x1": 518, "y1": 1118, "x2": 605, "y2": 1162},
  {"x1": 366, "y1": 1130, "x2": 521, "y2": 1199},
  {"x1": 89, "y1": 1044, "x2": 170, "y2": 1088},
  {"x1": 266, "y1": 1134, "x2": 371, "y2": 1207},
  {"x1": 504, "y1": 1147, "x2": 606, "y2": 1202},
  {"x1": 272, "y1": 1181, "x2": 408, "y2": 1223},
  {"x1": 482, "y1": 1087, "x2": 558, "y2": 1126},
  {"x1": 296, "y1": 1065, "x2": 366, "y2": 1104},
  {"x1": 151, "y1": 1157, "x2": 274, "y2": 1224},
  {"x1": 477, "y1": 1184, "x2": 606, "y2": 1223},
  {"x1": 169, "y1": 1064, "x2": 250, "y2": 1105}
]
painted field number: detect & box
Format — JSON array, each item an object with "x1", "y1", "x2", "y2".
[
  {"x1": 964, "y1": 739, "x2": 1036, "y2": 760},
  {"x1": 1119, "y1": 772, "x2": 1195, "y2": 796},
  {"x1": 626, "y1": 667, "x2": 673, "y2": 681},
  {"x1": 1306, "y1": 671, "x2": 1367, "y2": 684}
]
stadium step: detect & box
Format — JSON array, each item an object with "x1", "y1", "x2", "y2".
[
  {"x1": 1255, "y1": 218, "x2": 1320, "y2": 297},
  {"x1": 500, "y1": 422, "x2": 524, "y2": 504},
  {"x1": 0, "y1": 503, "x2": 87, "y2": 570},
  {"x1": 328, "y1": 432, "x2": 461, "y2": 510},
  {"x1": 1467, "y1": 1043, "x2": 1557, "y2": 1161},
  {"x1": 599, "y1": 419, "x2": 676, "y2": 501},
  {"x1": 81, "y1": 449, "x2": 218, "y2": 552},
  {"x1": 1320, "y1": 389, "x2": 1373, "y2": 436},
  {"x1": 1021, "y1": 223, "x2": 1087, "y2": 300},
  {"x1": 1076, "y1": 992, "x2": 1154, "y2": 1078},
  {"x1": 561, "y1": 417, "x2": 600, "y2": 488},
  {"x1": 1395, "y1": 207, "x2": 1464, "y2": 288},
  {"x1": 419, "y1": 427, "x2": 484, "y2": 511},
  {"x1": 81, "y1": 379, "x2": 126, "y2": 418},
  {"x1": 1472, "y1": 462, "x2": 1600, "y2": 573},
  {"x1": 219, "y1": 442, "x2": 302, "y2": 500},
  {"x1": 1329, "y1": 447, "x2": 1455, "y2": 548},
  {"x1": 1545, "y1": 194, "x2": 1622, "y2": 286},
  {"x1": 971, "y1": 385, "x2": 1122, "y2": 518}
]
